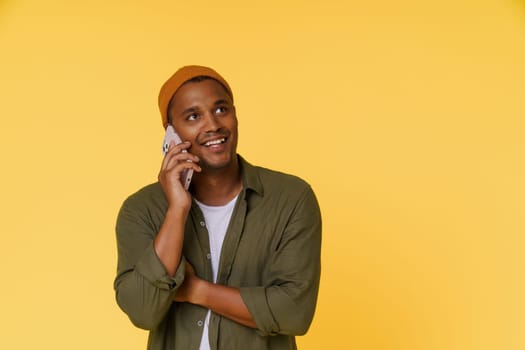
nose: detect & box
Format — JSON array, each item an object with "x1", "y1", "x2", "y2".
[{"x1": 203, "y1": 111, "x2": 221, "y2": 132}]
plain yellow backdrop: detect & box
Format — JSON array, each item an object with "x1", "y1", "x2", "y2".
[{"x1": 1, "y1": 0, "x2": 524, "y2": 349}]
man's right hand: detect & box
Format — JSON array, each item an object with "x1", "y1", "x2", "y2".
[
  {"x1": 155, "y1": 140, "x2": 201, "y2": 277},
  {"x1": 158, "y1": 141, "x2": 201, "y2": 214}
]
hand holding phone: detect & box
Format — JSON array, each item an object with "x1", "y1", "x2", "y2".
[{"x1": 162, "y1": 125, "x2": 194, "y2": 190}]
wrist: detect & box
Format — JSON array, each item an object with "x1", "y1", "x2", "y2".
[
  {"x1": 191, "y1": 278, "x2": 210, "y2": 306},
  {"x1": 165, "y1": 206, "x2": 189, "y2": 221}
]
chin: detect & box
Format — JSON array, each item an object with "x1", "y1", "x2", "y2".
[
  {"x1": 201, "y1": 158, "x2": 231, "y2": 171},
  {"x1": 201, "y1": 153, "x2": 236, "y2": 171}
]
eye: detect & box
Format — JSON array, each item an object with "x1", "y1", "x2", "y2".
[
  {"x1": 187, "y1": 113, "x2": 198, "y2": 121},
  {"x1": 215, "y1": 106, "x2": 227, "y2": 115}
]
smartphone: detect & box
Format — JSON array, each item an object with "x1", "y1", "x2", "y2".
[{"x1": 162, "y1": 125, "x2": 193, "y2": 190}]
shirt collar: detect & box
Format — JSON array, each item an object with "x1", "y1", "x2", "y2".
[{"x1": 238, "y1": 155, "x2": 264, "y2": 197}]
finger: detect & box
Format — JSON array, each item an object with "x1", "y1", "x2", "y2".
[
  {"x1": 163, "y1": 151, "x2": 200, "y2": 173},
  {"x1": 165, "y1": 160, "x2": 202, "y2": 175},
  {"x1": 161, "y1": 142, "x2": 196, "y2": 170},
  {"x1": 158, "y1": 161, "x2": 201, "y2": 187},
  {"x1": 163, "y1": 139, "x2": 189, "y2": 156},
  {"x1": 161, "y1": 141, "x2": 190, "y2": 169}
]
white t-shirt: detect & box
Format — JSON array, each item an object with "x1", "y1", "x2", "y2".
[{"x1": 195, "y1": 195, "x2": 238, "y2": 350}]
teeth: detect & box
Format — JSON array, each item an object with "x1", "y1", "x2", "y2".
[{"x1": 205, "y1": 138, "x2": 225, "y2": 146}]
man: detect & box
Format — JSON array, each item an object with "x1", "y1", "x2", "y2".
[{"x1": 114, "y1": 65, "x2": 322, "y2": 350}]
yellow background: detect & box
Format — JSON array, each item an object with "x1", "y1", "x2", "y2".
[{"x1": 1, "y1": 0, "x2": 524, "y2": 349}]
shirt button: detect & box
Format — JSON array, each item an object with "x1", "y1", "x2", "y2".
[
  {"x1": 200, "y1": 221, "x2": 206, "y2": 227},
  {"x1": 206, "y1": 253, "x2": 211, "y2": 260},
  {"x1": 197, "y1": 320, "x2": 204, "y2": 327}
]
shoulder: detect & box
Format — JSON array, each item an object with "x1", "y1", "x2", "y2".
[
  {"x1": 120, "y1": 182, "x2": 166, "y2": 213},
  {"x1": 116, "y1": 182, "x2": 168, "y2": 235},
  {"x1": 256, "y1": 166, "x2": 312, "y2": 194},
  {"x1": 240, "y1": 156, "x2": 316, "y2": 203}
]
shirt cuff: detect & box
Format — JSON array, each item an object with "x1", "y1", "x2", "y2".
[
  {"x1": 135, "y1": 241, "x2": 186, "y2": 291},
  {"x1": 240, "y1": 286, "x2": 279, "y2": 336}
]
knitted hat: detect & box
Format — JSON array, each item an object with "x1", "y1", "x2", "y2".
[{"x1": 158, "y1": 65, "x2": 233, "y2": 128}]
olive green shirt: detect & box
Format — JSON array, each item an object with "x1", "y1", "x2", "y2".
[{"x1": 114, "y1": 156, "x2": 322, "y2": 350}]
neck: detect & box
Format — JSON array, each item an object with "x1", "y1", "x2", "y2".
[{"x1": 191, "y1": 157, "x2": 242, "y2": 206}]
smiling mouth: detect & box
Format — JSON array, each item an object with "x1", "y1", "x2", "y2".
[{"x1": 203, "y1": 138, "x2": 226, "y2": 147}]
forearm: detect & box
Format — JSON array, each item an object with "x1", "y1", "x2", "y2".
[
  {"x1": 115, "y1": 241, "x2": 185, "y2": 330},
  {"x1": 185, "y1": 279, "x2": 257, "y2": 329},
  {"x1": 239, "y1": 187, "x2": 322, "y2": 336},
  {"x1": 154, "y1": 208, "x2": 187, "y2": 276},
  {"x1": 115, "y1": 181, "x2": 192, "y2": 330},
  {"x1": 115, "y1": 268, "x2": 174, "y2": 330}
]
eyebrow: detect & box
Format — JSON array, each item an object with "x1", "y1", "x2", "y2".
[
  {"x1": 180, "y1": 106, "x2": 198, "y2": 116},
  {"x1": 214, "y1": 99, "x2": 229, "y2": 106},
  {"x1": 179, "y1": 99, "x2": 231, "y2": 117}
]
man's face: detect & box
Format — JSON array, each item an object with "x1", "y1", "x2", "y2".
[{"x1": 168, "y1": 79, "x2": 238, "y2": 172}]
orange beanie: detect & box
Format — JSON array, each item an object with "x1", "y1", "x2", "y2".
[{"x1": 158, "y1": 65, "x2": 233, "y2": 128}]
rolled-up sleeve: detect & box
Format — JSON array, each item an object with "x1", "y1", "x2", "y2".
[
  {"x1": 114, "y1": 198, "x2": 185, "y2": 330},
  {"x1": 240, "y1": 186, "x2": 322, "y2": 336}
]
